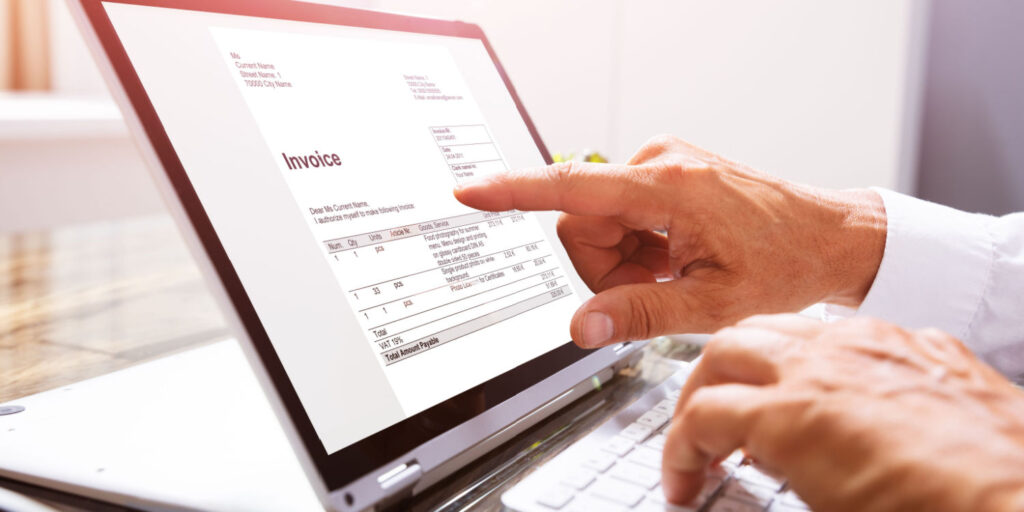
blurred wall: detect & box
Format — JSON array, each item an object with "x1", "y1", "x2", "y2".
[
  {"x1": 373, "y1": 0, "x2": 925, "y2": 191},
  {"x1": 915, "y1": 0, "x2": 1024, "y2": 216},
  {"x1": 0, "y1": 1, "x2": 925, "y2": 232}
]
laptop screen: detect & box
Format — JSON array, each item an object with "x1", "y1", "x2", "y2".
[{"x1": 100, "y1": 1, "x2": 586, "y2": 459}]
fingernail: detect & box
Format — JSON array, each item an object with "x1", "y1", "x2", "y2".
[
  {"x1": 582, "y1": 312, "x2": 614, "y2": 347},
  {"x1": 457, "y1": 176, "x2": 490, "y2": 188}
]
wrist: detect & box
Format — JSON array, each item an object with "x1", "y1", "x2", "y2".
[{"x1": 817, "y1": 188, "x2": 887, "y2": 307}]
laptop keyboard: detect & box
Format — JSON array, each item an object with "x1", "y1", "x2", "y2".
[{"x1": 515, "y1": 379, "x2": 812, "y2": 512}]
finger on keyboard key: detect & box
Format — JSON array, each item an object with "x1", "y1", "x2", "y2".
[
  {"x1": 561, "y1": 468, "x2": 597, "y2": 490},
  {"x1": 625, "y1": 446, "x2": 662, "y2": 469},
  {"x1": 620, "y1": 423, "x2": 655, "y2": 442},
  {"x1": 707, "y1": 496, "x2": 766, "y2": 512},
  {"x1": 636, "y1": 410, "x2": 670, "y2": 429},
  {"x1": 589, "y1": 478, "x2": 647, "y2": 507},
  {"x1": 536, "y1": 485, "x2": 575, "y2": 509},
  {"x1": 583, "y1": 452, "x2": 617, "y2": 473},
  {"x1": 650, "y1": 475, "x2": 721, "y2": 507},
  {"x1": 609, "y1": 462, "x2": 661, "y2": 489}
]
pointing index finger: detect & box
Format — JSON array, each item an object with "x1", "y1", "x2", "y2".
[{"x1": 453, "y1": 161, "x2": 654, "y2": 216}]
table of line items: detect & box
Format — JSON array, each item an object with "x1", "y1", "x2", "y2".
[
  {"x1": 325, "y1": 211, "x2": 572, "y2": 366},
  {"x1": 324, "y1": 184, "x2": 572, "y2": 366}
]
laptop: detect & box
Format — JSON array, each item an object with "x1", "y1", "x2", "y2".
[
  {"x1": 0, "y1": 1, "x2": 812, "y2": 510},
  {"x1": 54, "y1": 0, "x2": 643, "y2": 510}
]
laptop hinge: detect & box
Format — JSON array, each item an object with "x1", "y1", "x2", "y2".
[{"x1": 375, "y1": 461, "x2": 422, "y2": 509}]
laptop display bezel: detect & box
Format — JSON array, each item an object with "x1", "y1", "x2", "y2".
[{"x1": 78, "y1": 0, "x2": 596, "y2": 491}]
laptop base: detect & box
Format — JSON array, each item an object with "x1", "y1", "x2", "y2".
[{"x1": 0, "y1": 339, "x2": 321, "y2": 511}]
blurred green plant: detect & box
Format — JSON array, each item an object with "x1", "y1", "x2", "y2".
[{"x1": 551, "y1": 150, "x2": 608, "y2": 164}]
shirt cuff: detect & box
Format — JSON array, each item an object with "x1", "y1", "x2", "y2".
[{"x1": 825, "y1": 188, "x2": 995, "y2": 342}]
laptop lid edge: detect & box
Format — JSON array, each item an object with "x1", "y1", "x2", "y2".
[{"x1": 65, "y1": 0, "x2": 335, "y2": 508}]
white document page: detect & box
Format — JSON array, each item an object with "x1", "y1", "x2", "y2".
[
  {"x1": 208, "y1": 28, "x2": 580, "y2": 416},
  {"x1": 103, "y1": 2, "x2": 587, "y2": 452}
]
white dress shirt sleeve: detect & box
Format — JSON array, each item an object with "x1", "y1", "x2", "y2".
[{"x1": 825, "y1": 188, "x2": 1024, "y2": 382}]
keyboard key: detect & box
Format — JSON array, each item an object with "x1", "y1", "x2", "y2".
[
  {"x1": 566, "y1": 496, "x2": 627, "y2": 512},
  {"x1": 652, "y1": 399, "x2": 676, "y2": 416},
  {"x1": 625, "y1": 446, "x2": 662, "y2": 469},
  {"x1": 722, "y1": 480, "x2": 776, "y2": 506},
  {"x1": 602, "y1": 436, "x2": 636, "y2": 457},
  {"x1": 637, "y1": 411, "x2": 670, "y2": 430},
  {"x1": 635, "y1": 497, "x2": 699, "y2": 512},
  {"x1": 777, "y1": 489, "x2": 811, "y2": 510},
  {"x1": 723, "y1": 450, "x2": 746, "y2": 468},
  {"x1": 620, "y1": 423, "x2": 655, "y2": 442},
  {"x1": 645, "y1": 434, "x2": 667, "y2": 451},
  {"x1": 666, "y1": 389, "x2": 681, "y2": 401},
  {"x1": 707, "y1": 496, "x2": 766, "y2": 512},
  {"x1": 583, "y1": 452, "x2": 617, "y2": 473},
  {"x1": 609, "y1": 462, "x2": 661, "y2": 489},
  {"x1": 561, "y1": 468, "x2": 597, "y2": 490},
  {"x1": 648, "y1": 486, "x2": 667, "y2": 504},
  {"x1": 589, "y1": 478, "x2": 647, "y2": 507},
  {"x1": 536, "y1": 485, "x2": 575, "y2": 509},
  {"x1": 734, "y1": 465, "x2": 784, "y2": 491}
]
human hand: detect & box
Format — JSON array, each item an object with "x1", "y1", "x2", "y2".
[
  {"x1": 453, "y1": 136, "x2": 887, "y2": 348},
  {"x1": 663, "y1": 314, "x2": 1024, "y2": 512}
]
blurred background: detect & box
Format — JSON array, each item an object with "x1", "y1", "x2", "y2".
[
  {"x1": 3, "y1": 0, "x2": 1024, "y2": 233},
  {"x1": 1, "y1": 0, "x2": 1024, "y2": 425}
]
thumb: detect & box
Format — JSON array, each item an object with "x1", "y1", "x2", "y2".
[{"x1": 570, "y1": 281, "x2": 698, "y2": 348}]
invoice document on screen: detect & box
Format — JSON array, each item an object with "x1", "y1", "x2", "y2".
[{"x1": 209, "y1": 27, "x2": 582, "y2": 417}]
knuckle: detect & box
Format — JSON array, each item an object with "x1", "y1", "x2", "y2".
[
  {"x1": 644, "y1": 161, "x2": 684, "y2": 184},
  {"x1": 685, "y1": 161, "x2": 723, "y2": 183},
  {"x1": 642, "y1": 133, "x2": 679, "y2": 153},
  {"x1": 916, "y1": 327, "x2": 952, "y2": 340},
  {"x1": 841, "y1": 316, "x2": 886, "y2": 329},
  {"x1": 545, "y1": 160, "x2": 579, "y2": 183},
  {"x1": 915, "y1": 327, "x2": 970, "y2": 353},
  {"x1": 833, "y1": 316, "x2": 901, "y2": 341}
]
